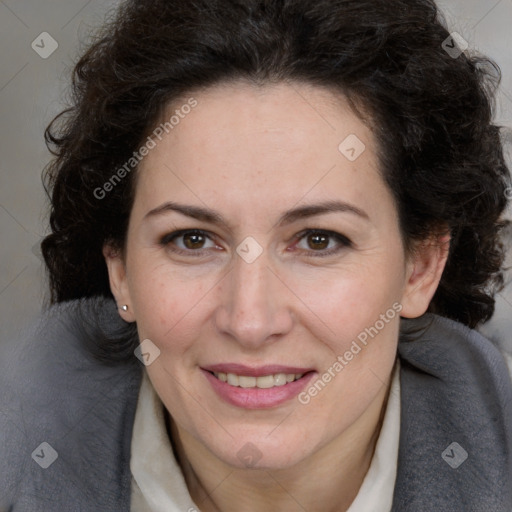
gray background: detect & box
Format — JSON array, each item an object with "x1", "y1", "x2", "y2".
[{"x1": 1, "y1": 0, "x2": 511, "y2": 349}]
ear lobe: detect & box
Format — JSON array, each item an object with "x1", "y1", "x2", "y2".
[
  {"x1": 400, "y1": 233, "x2": 450, "y2": 319},
  {"x1": 103, "y1": 244, "x2": 135, "y2": 322}
]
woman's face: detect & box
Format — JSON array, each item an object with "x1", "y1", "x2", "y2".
[{"x1": 105, "y1": 81, "x2": 445, "y2": 469}]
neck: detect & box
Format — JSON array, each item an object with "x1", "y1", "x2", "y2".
[{"x1": 168, "y1": 375, "x2": 392, "y2": 512}]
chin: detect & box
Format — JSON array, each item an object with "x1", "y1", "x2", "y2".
[{"x1": 207, "y1": 431, "x2": 315, "y2": 471}]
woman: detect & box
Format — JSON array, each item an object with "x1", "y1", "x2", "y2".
[{"x1": 1, "y1": 0, "x2": 511, "y2": 510}]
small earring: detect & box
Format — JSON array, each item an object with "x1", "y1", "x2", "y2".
[{"x1": 120, "y1": 305, "x2": 128, "y2": 312}]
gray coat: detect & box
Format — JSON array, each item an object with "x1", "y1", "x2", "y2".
[{"x1": 1, "y1": 297, "x2": 511, "y2": 511}]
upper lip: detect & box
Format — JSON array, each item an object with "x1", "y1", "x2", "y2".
[{"x1": 202, "y1": 363, "x2": 315, "y2": 377}]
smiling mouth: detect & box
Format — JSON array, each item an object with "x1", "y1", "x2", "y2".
[{"x1": 210, "y1": 371, "x2": 306, "y2": 389}]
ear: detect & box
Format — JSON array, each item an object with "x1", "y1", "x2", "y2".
[
  {"x1": 400, "y1": 232, "x2": 451, "y2": 319},
  {"x1": 103, "y1": 243, "x2": 136, "y2": 322}
]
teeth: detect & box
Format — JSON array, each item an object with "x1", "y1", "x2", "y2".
[
  {"x1": 239, "y1": 376, "x2": 256, "y2": 388},
  {"x1": 213, "y1": 372, "x2": 304, "y2": 388}
]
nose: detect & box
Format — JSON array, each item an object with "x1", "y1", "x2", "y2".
[{"x1": 214, "y1": 250, "x2": 294, "y2": 349}]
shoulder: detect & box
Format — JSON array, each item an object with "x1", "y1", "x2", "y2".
[
  {"x1": 398, "y1": 312, "x2": 512, "y2": 424},
  {"x1": 394, "y1": 314, "x2": 512, "y2": 510},
  {"x1": 0, "y1": 296, "x2": 142, "y2": 510},
  {"x1": 398, "y1": 312, "x2": 512, "y2": 387}
]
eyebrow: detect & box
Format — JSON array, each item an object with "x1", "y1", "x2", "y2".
[{"x1": 143, "y1": 200, "x2": 370, "y2": 227}]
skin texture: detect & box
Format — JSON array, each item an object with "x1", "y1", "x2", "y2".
[{"x1": 104, "y1": 81, "x2": 449, "y2": 512}]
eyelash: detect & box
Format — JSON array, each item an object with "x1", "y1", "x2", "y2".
[
  {"x1": 159, "y1": 229, "x2": 352, "y2": 258},
  {"x1": 291, "y1": 229, "x2": 353, "y2": 257}
]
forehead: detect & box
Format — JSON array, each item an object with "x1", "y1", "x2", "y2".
[{"x1": 133, "y1": 81, "x2": 390, "y2": 223}]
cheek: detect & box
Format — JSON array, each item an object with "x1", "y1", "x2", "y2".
[
  {"x1": 127, "y1": 260, "x2": 217, "y2": 351},
  {"x1": 297, "y1": 270, "x2": 401, "y2": 419},
  {"x1": 288, "y1": 260, "x2": 404, "y2": 347}
]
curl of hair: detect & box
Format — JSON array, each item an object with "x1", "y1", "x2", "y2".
[{"x1": 42, "y1": 0, "x2": 511, "y2": 360}]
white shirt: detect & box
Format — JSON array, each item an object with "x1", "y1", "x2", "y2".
[{"x1": 130, "y1": 359, "x2": 403, "y2": 512}]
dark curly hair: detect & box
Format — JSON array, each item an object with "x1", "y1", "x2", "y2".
[{"x1": 42, "y1": 0, "x2": 511, "y2": 347}]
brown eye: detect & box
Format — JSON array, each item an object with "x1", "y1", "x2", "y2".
[
  {"x1": 160, "y1": 229, "x2": 217, "y2": 253},
  {"x1": 294, "y1": 229, "x2": 352, "y2": 256},
  {"x1": 307, "y1": 232, "x2": 329, "y2": 250},
  {"x1": 183, "y1": 232, "x2": 206, "y2": 249}
]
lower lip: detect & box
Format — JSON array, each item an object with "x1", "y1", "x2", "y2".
[{"x1": 202, "y1": 369, "x2": 316, "y2": 409}]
